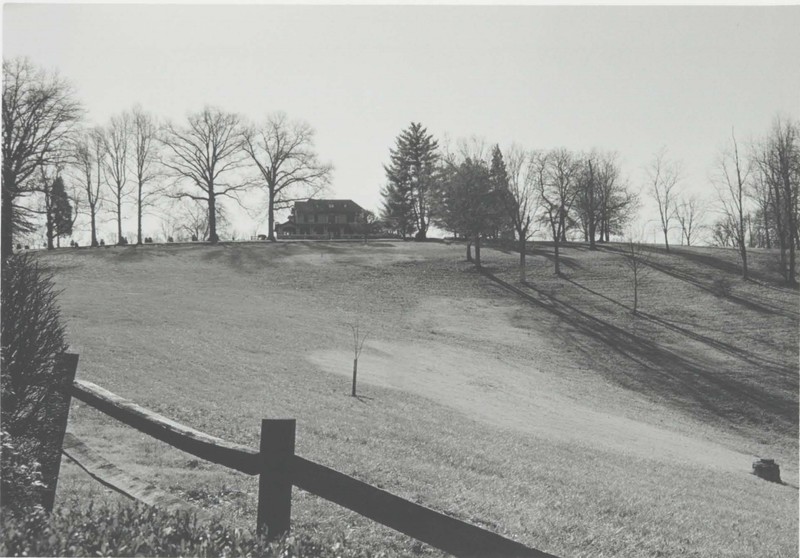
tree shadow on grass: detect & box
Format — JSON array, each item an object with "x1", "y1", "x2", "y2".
[
  {"x1": 562, "y1": 276, "x2": 796, "y2": 381},
  {"x1": 599, "y1": 245, "x2": 799, "y2": 320},
  {"x1": 479, "y1": 269, "x2": 798, "y2": 433}
]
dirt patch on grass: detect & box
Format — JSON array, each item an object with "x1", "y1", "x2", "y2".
[{"x1": 309, "y1": 338, "x2": 751, "y2": 472}]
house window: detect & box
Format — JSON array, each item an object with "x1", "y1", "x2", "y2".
[
  {"x1": 328, "y1": 215, "x2": 336, "y2": 224},
  {"x1": 328, "y1": 203, "x2": 335, "y2": 209}
]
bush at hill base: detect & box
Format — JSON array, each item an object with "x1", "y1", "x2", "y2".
[{"x1": 0, "y1": 501, "x2": 380, "y2": 558}]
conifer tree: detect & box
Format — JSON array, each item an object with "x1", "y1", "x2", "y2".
[{"x1": 381, "y1": 122, "x2": 439, "y2": 240}]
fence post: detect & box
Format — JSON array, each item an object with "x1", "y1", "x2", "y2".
[
  {"x1": 257, "y1": 419, "x2": 296, "y2": 541},
  {"x1": 39, "y1": 352, "x2": 80, "y2": 513}
]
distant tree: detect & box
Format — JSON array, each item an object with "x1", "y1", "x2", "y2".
[
  {"x1": 130, "y1": 106, "x2": 162, "y2": 246},
  {"x1": 161, "y1": 107, "x2": 248, "y2": 244},
  {"x1": 500, "y1": 145, "x2": 539, "y2": 282},
  {"x1": 381, "y1": 123, "x2": 439, "y2": 240},
  {"x1": 753, "y1": 116, "x2": 799, "y2": 285},
  {"x1": 710, "y1": 218, "x2": 736, "y2": 247},
  {"x1": 646, "y1": 148, "x2": 682, "y2": 252},
  {"x1": 595, "y1": 153, "x2": 638, "y2": 243},
  {"x1": 487, "y1": 145, "x2": 513, "y2": 240},
  {"x1": 436, "y1": 157, "x2": 503, "y2": 268},
  {"x1": 50, "y1": 176, "x2": 73, "y2": 247},
  {"x1": 2, "y1": 58, "x2": 82, "y2": 258},
  {"x1": 102, "y1": 113, "x2": 130, "y2": 245},
  {"x1": 573, "y1": 152, "x2": 602, "y2": 249},
  {"x1": 675, "y1": 194, "x2": 706, "y2": 247},
  {"x1": 537, "y1": 149, "x2": 580, "y2": 276},
  {"x1": 715, "y1": 130, "x2": 752, "y2": 279},
  {"x1": 71, "y1": 129, "x2": 104, "y2": 247},
  {"x1": 242, "y1": 113, "x2": 332, "y2": 241}
]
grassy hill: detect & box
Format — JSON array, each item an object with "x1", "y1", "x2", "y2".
[{"x1": 41, "y1": 240, "x2": 798, "y2": 557}]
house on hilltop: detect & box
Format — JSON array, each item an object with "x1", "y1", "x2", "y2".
[{"x1": 275, "y1": 199, "x2": 367, "y2": 238}]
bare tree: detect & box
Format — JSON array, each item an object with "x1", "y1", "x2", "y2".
[
  {"x1": 130, "y1": 106, "x2": 163, "y2": 245},
  {"x1": 646, "y1": 148, "x2": 682, "y2": 252},
  {"x1": 2, "y1": 58, "x2": 82, "y2": 257},
  {"x1": 537, "y1": 149, "x2": 580, "y2": 276},
  {"x1": 502, "y1": 145, "x2": 539, "y2": 282},
  {"x1": 350, "y1": 320, "x2": 368, "y2": 397},
  {"x1": 715, "y1": 130, "x2": 752, "y2": 279},
  {"x1": 161, "y1": 107, "x2": 248, "y2": 244},
  {"x1": 622, "y1": 240, "x2": 652, "y2": 315},
  {"x1": 675, "y1": 194, "x2": 706, "y2": 247},
  {"x1": 242, "y1": 113, "x2": 332, "y2": 241},
  {"x1": 753, "y1": 116, "x2": 799, "y2": 285},
  {"x1": 102, "y1": 113, "x2": 130, "y2": 245},
  {"x1": 71, "y1": 129, "x2": 103, "y2": 246}
]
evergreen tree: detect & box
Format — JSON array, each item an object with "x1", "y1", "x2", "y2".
[
  {"x1": 488, "y1": 145, "x2": 513, "y2": 239},
  {"x1": 381, "y1": 123, "x2": 439, "y2": 240},
  {"x1": 50, "y1": 177, "x2": 73, "y2": 246}
]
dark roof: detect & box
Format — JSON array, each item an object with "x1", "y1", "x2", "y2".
[{"x1": 295, "y1": 199, "x2": 364, "y2": 213}]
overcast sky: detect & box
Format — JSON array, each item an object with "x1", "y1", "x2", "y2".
[{"x1": 4, "y1": 4, "x2": 799, "y2": 242}]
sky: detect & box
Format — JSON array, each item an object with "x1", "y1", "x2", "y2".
[{"x1": 3, "y1": 4, "x2": 800, "y2": 243}]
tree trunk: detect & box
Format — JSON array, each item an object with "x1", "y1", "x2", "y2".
[
  {"x1": 663, "y1": 228, "x2": 670, "y2": 252},
  {"x1": 519, "y1": 237, "x2": 526, "y2": 283},
  {"x1": 633, "y1": 271, "x2": 638, "y2": 314},
  {"x1": 46, "y1": 213, "x2": 54, "y2": 250},
  {"x1": 553, "y1": 238, "x2": 560, "y2": 276},
  {"x1": 137, "y1": 180, "x2": 143, "y2": 245},
  {"x1": 474, "y1": 234, "x2": 481, "y2": 268},
  {"x1": 116, "y1": 191, "x2": 123, "y2": 245},
  {"x1": 90, "y1": 207, "x2": 98, "y2": 247},
  {"x1": 1, "y1": 187, "x2": 14, "y2": 258},
  {"x1": 268, "y1": 189, "x2": 276, "y2": 242},
  {"x1": 208, "y1": 193, "x2": 218, "y2": 244},
  {"x1": 466, "y1": 242, "x2": 472, "y2": 262},
  {"x1": 740, "y1": 241, "x2": 749, "y2": 280},
  {"x1": 351, "y1": 358, "x2": 358, "y2": 397}
]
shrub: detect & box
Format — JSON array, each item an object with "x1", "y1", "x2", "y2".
[
  {"x1": 119, "y1": 236, "x2": 128, "y2": 246},
  {"x1": 15, "y1": 243, "x2": 21, "y2": 251},
  {"x1": 167, "y1": 236, "x2": 174, "y2": 243},
  {"x1": 0, "y1": 502, "x2": 374, "y2": 557},
  {"x1": 191, "y1": 234, "x2": 199, "y2": 242},
  {"x1": 0, "y1": 429, "x2": 45, "y2": 517},
  {"x1": 99, "y1": 239, "x2": 105, "y2": 246},
  {"x1": 0, "y1": 254, "x2": 68, "y2": 513},
  {"x1": 0, "y1": 254, "x2": 67, "y2": 436},
  {"x1": 145, "y1": 237, "x2": 153, "y2": 244}
]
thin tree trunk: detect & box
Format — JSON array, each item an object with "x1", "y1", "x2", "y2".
[
  {"x1": 663, "y1": 228, "x2": 670, "y2": 252},
  {"x1": 208, "y1": 192, "x2": 218, "y2": 244},
  {"x1": 474, "y1": 234, "x2": 481, "y2": 268},
  {"x1": 268, "y1": 189, "x2": 276, "y2": 242},
  {"x1": 519, "y1": 237, "x2": 526, "y2": 283},
  {"x1": 137, "y1": 180, "x2": 143, "y2": 245},
  {"x1": 553, "y1": 238, "x2": 560, "y2": 276},
  {"x1": 90, "y1": 206, "x2": 98, "y2": 247},
  {"x1": 116, "y1": 191, "x2": 123, "y2": 245},
  {"x1": 466, "y1": 241, "x2": 472, "y2": 262},
  {"x1": 1, "y1": 187, "x2": 14, "y2": 258},
  {"x1": 351, "y1": 358, "x2": 358, "y2": 397}
]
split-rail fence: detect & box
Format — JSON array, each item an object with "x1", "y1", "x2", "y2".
[{"x1": 46, "y1": 353, "x2": 556, "y2": 558}]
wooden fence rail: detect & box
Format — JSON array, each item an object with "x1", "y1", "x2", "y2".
[{"x1": 55, "y1": 354, "x2": 555, "y2": 558}]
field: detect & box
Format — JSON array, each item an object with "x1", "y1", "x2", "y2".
[{"x1": 42, "y1": 240, "x2": 798, "y2": 557}]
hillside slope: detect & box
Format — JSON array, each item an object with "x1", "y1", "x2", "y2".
[{"x1": 40, "y1": 241, "x2": 798, "y2": 557}]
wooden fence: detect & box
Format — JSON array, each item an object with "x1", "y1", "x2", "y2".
[{"x1": 50, "y1": 354, "x2": 556, "y2": 558}]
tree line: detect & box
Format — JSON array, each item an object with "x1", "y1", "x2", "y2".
[
  {"x1": 380, "y1": 123, "x2": 638, "y2": 280},
  {"x1": 380, "y1": 120, "x2": 800, "y2": 285},
  {"x1": 1, "y1": 58, "x2": 333, "y2": 255}
]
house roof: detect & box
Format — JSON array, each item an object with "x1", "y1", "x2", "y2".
[{"x1": 295, "y1": 199, "x2": 364, "y2": 213}]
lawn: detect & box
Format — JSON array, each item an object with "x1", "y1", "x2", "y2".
[{"x1": 41, "y1": 240, "x2": 798, "y2": 557}]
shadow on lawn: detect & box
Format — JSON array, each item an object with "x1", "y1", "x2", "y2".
[
  {"x1": 480, "y1": 268, "x2": 798, "y2": 432},
  {"x1": 562, "y1": 276, "x2": 796, "y2": 381},
  {"x1": 599, "y1": 245, "x2": 799, "y2": 320}
]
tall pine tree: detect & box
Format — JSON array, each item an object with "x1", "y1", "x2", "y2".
[{"x1": 381, "y1": 123, "x2": 439, "y2": 240}]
